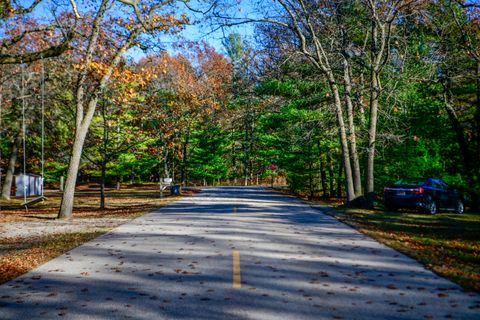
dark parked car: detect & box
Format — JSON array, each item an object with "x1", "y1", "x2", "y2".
[{"x1": 384, "y1": 178, "x2": 464, "y2": 214}]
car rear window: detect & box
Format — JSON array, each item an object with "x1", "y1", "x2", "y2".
[{"x1": 393, "y1": 178, "x2": 425, "y2": 186}]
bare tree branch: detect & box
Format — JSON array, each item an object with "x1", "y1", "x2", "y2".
[
  {"x1": 0, "y1": 32, "x2": 72, "y2": 64},
  {"x1": 70, "y1": 0, "x2": 81, "y2": 19}
]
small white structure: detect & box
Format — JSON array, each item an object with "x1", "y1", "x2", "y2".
[
  {"x1": 14, "y1": 174, "x2": 43, "y2": 197},
  {"x1": 159, "y1": 177, "x2": 173, "y2": 198}
]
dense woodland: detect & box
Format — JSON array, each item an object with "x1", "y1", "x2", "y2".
[{"x1": 0, "y1": 0, "x2": 479, "y2": 217}]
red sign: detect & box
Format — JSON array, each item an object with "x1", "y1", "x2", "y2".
[{"x1": 268, "y1": 164, "x2": 278, "y2": 171}]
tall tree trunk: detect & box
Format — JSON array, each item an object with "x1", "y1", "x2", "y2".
[
  {"x1": 100, "y1": 160, "x2": 106, "y2": 209},
  {"x1": 343, "y1": 58, "x2": 362, "y2": 197},
  {"x1": 243, "y1": 113, "x2": 249, "y2": 186},
  {"x1": 58, "y1": 116, "x2": 94, "y2": 219},
  {"x1": 329, "y1": 78, "x2": 355, "y2": 202},
  {"x1": 231, "y1": 127, "x2": 236, "y2": 166},
  {"x1": 57, "y1": 97, "x2": 97, "y2": 219},
  {"x1": 365, "y1": 71, "x2": 380, "y2": 208},
  {"x1": 328, "y1": 153, "x2": 335, "y2": 197},
  {"x1": 337, "y1": 157, "x2": 343, "y2": 198},
  {"x1": 363, "y1": 0, "x2": 403, "y2": 208},
  {"x1": 443, "y1": 84, "x2": 471, "y2": 173},
  {"x1": 476, "y1": 61, "x2": 480, "y2": 165},
  {"x1": 308, "y1": 160, "x2": 314, "y2": 198},
  {"x1": 442, "y1": 81, "x2": 477, "y2": 209},
  {"x1": 164, "y1": 149, "x2": 169, "y2": 178},
  {"x1": 1, "y1": 129, "x2": 22, "y2": 200},
  {"x1": 473, "y1": 61, "x2": 480, "y2": 209},
  {"x1": 100, "y1": 100, "x2": 108, "y2": 209},
  {"x1": 357, "y1": 73, "x2": 367, "y2": 127},
  {"x1": 320, "y1": 159, "x2": 328, "y2": 197},
  {"x1": 250, "y1": 113, "x2": 255, "y2": 184},
  {"x1": 318, "y1": 140, "x2": 328, "y2": 197},
  {"x1": 180, "y1": 127, "x2": 190, "y2": 185}
]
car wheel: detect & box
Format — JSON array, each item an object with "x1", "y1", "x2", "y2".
[
  {"x1": 386, "y1": 204, "x2": 398, "y2": 212},
  {"x1": 455, "y1": 200, "x2": 464, "y2": 214},
  {"x1": 425, "y1": 199, "x2": 437, "y2": 214}
]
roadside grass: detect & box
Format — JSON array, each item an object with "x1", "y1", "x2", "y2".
[
  {"x1": 0, "y1": 184, "x2": 194, "y2": 284},
  {"x1": 328, "y1": 206, "x2": 480, "y2": 293}
]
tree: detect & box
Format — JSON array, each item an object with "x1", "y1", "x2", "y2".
[
  {"x1": 0, "y1": 63, "x2": 45, "y2": 200},
  {"x1": 0, "y1": 0, "x2": 76, "y2": 64},
  {"x1": 430, "y1": 0, "x2": 480, "y2": 208},
  {"x1": 57, "y1": 0, "x2": 188, "y2": 219},
  {"x1": 82, "y1": 63, "x2": 153, "y2": 208},
  {"x1": 210, "y1": 0, "x2": 422, "y2": 205},
  {"x1": 189, "y1": 124, "x2": 228, "y2": 185},
  {"x1": 131, "y1": 42, "x2": 232, "y2": 187},
  {"x1": 211, "y1": 0, "x2": 360, "y2": 201},
  {"x1": 362, "y1": 0, "x2": 419, "y2": 207},
  {"x1": 222, "y1": 33, "x2": 260, "y2": 185},
  {"x1": 256, "y1": 71, "x2": 340, "y2": 197}
]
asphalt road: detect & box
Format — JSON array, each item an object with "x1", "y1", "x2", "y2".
[{"x1": 1, "y1": 187, "x2": 479, "y2": 319}]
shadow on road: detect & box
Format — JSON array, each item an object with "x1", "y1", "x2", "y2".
[{"x1": 1, "y1": 187, "x2": 479, "y2": 319}]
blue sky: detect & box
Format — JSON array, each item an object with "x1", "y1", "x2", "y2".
[
  {"x1": 18, "y1": 0, "x2": 257, "y2": 60},
  {"x1": 153, "y1": 0, "x2": 257, "y2": 57}
]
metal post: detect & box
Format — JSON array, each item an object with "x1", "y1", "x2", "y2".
[
  {"x1": 41, "y1": 58, "x2": 45, "y2": 197},
  {"x1": 21, "y1": 64, "x2": 27, "y2": 204},
  {"x1": 0, "y1": 87, "x2": 3, "y2": 209}
]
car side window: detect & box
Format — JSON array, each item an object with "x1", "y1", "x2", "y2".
[
  {"x1": 432, "y1": 182, "x2": 443, "y2": 190},
  {"x1": 433, "y1": 181, "x2": 448, "y2": 190}
]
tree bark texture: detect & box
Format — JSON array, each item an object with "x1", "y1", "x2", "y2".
[
  {"x1": 330, "y1": 78, "x2": 355, "y2": 202},
  {"x1": 164, "y1": 149, "x2": 169, "y2": 178},
  {"x1": 337, "y1": 156, "x2": 343, "y2": 198},
  {"x1": 476, "y1": 61, "x2": 480, "y2": 170},
  {"x1": 180, "y1": 128, "x2": 190, "y2": 185},
  {"x1": 318, "y1": 140, "x2": 328, "y2": 197},
  {"x1": 58, "y1": 98, "x2": 98, "y2": 219},
  {"x1": 320, "y1": 159, "x2": 328, "y2": 197},
  {"x1": 100, "y1": 160, "x2": 106, "y2": 209},
  {"x1": 308, "y1": 160, "x2": 314, "y2": 198},
  {"x1": 343, "y1": 58, "x2": 362, "y2": 197},
  {"x1": 0, "y1": 35, "x2": 71, "y2": 65},
  {"x1": 365, "y1": 71, "x2": 380, "y2": 208},
  {"x1": 100, "y1": 101, "x2": 108, "y2": 209},
  {"x1": 243, "y1": 113, "x2": 250, "y2": 186},
  {"x1": 443, "y1": 84, "x2": 471, "y2": 173},
  {"x1": 442, "y1": 82, "x2": 478, "y2": 209},
  {"x1": 327, "y1": 153, "x2": 335, "y2": 197}
]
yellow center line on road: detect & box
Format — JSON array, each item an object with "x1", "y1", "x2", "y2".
[{"x1": 232, "y1": 250, "x2": 241, "y2": 288}]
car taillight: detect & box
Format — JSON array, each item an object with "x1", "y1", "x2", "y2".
[
  {"x1": 413, "y1": 187, "x2": 424, "y2": 195},
  {"x1": 384, "y1": 187, "x2": 393, "y2": 192}
]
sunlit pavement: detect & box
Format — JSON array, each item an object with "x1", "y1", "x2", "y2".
[{"x1": 1, "y1": 187, "x2": 479, "y2": 319}]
